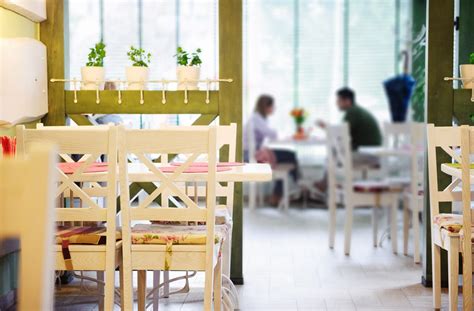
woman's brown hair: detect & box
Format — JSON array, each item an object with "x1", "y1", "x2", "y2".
[{"x1": 254, "y1": 94, "x2": 274, "y2": 118}]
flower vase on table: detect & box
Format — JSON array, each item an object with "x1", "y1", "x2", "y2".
[{"x1": 290, "y1": 108, "x2": 308, "y2": 140}]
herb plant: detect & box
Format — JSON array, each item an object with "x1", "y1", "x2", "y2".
[
  {"x1": 127, "y1": 46, "x2": 152, "y2": 67},
  {"x1": 174, "y1": 47, "x2": 202, "y2": 66},
  {"x1": 86, "y1": 41, "x2": 106, "y2": 67},
  {"x1": 470, "y1": 53, "x2": 474, "y2": 65}
]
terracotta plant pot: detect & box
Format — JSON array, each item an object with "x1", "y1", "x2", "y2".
[
  {"x1": 177, "y1": 65, "x2": 200, "y2": 90},
  {"x1": 126, "y1": 66, "x2": 149, "y2": 90},
  {"x1": 81, "y1": 66, "x2": 105, "y2": 90},
  {"x1": 460, "y1": 64, "x2": 474, "y2": 89}
]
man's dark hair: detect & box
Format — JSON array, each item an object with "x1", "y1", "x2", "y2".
[{"x1": 336, "y1": 87, "x2": 355, "y2": 105}]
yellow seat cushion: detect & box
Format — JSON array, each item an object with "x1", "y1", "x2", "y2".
[
  {"x1": 131, "y1": 223, "x2": 230, "y2": 245},
  {"x1": 56, "y1": 226, "x2": 121, "y2": 245}
]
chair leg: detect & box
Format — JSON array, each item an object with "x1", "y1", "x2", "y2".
[
  {"x1": 203, "y1": 263, "x2": 214, "y2": 310},
  {"x1": 122, "y1": 250, "x2": 134, "y2": 311},
  {"x1": 153, "y1": 270, "x2": 160, "y2": 311},
  {"x1": 372, "y1": 207, "x2": 378, "y2": 247},
  {"x1": 390, "y1": 198, "x2": 398, "y2": 254},
  {"x1": 104, "y1": 267, "x2": 116, "y2": 311},
  {"x1": 448, "y1": 238, "x2": 459, "y2": 311},
  {"x1": 249, "y1": 182, "x2": 256, "y2": 211},
  {"x1": 344, "y1": 201, "x2": 354, "y2": 255},
  {"x1": 282, "y1": 175, "x2": 289, "y2": 212},
  {"x1": 97, "y1": 271, "x2": 105, "y2": 311},
  {"x1": 412, "y1": 207, "x2": 421, "y2": 264},
  {"x1": 213, "y1": 259, "x2": 223, "y2": 311},
  {"x1": 163, "y1": 270, "x2": 170, "y2": 298},
  {"x1": 258, "y1": 183, "x2": 264, "y2": 207},
  {"x1": 222, "y1": 231, "x2": 232, "y2": 277},
  {"x1": 138, "y1": 270, "x2": 147, "y2": 311},
  {"x1": 462, "y1": 240, "x2": 473, "y2": 311},
  {"x1": 402, "y1": 198, "x2": 409, "y2": 256},
  {"x1": 119, "y1": 264, "x2": 125, "y2": 310},
  {"x1": 432, "y1": 244, "x2": 442, "y2": 309},
  {"x1": 328, "y1": 187, "x2": 337, "y2": 249}
]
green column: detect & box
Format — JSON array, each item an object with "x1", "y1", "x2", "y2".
[
  {"x1": 423, "y1": 0, "x2": 454, "y2": 287},
  {"x1": 218, "y1": 0, "x2": 244, "y2": 284}
]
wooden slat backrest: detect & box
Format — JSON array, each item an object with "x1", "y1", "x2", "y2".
[
  {"x1": 0, "y1": 144, "x2": 56, "y2": 311},
  {"x1": 426, "y1": 124, "x2": 463, "y2": 217},
  {"x1": 16, "y1": 125, "x2": 118, "y2": 222},
  {"x1": 327, "y1": 124, "x2": 353, "y2": 193},
  {"x1": 118, "y1": 126, "x2": 217, "y2": 223},
  {"x1": 161, "y1": 123, "x2": 237, "y2": 213}
]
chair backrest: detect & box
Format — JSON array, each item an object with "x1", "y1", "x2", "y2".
[
  {"x1": 426, "y1": 124, "x2": 473, "y2": 218},
  {"x1": 16, "y1": 124, "x2": 118, "y2": 223},
  {"x1": 383, "y1": 122, "x2": 412, "y2": 150},
  {"x1": 118, "y1": 126, "x2": 218, "y2": 245},
  {"x1": 160, "y1": 123, "x2": 237, "y2": 214},
  {"x1": 327, "y1": 123, "x2": 353, "y2": 193},
  {"x1": 0, "y1": 144, "x2": 56, "y2": 311},
  {"x1": 409, "y1": 122, "x2": 426, "y2": 193}
]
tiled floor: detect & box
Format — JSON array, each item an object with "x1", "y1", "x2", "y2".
[{"x1": 55, "y1": 206, "x2": 457, "y2": 310}]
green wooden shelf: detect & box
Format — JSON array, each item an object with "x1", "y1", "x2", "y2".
[{"x1": 65, "y1": 90, "x2": 219, "y2": 114}]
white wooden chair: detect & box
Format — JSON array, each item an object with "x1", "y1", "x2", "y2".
[
  {"x1": 152, "y1": 123, "x2": 237, "y2": 310},
  {"x1": 16, "y1": 124, "x2": 120, "y2": 311},
  {"x1": 118, "y1": 126, "x2": 224, "y2": 311},
  {"x1": 401, "y1": 122, "x2": 425, "y2": 263},
  {"x1": 327, "y1": 124, "x2": 399, "y2": 255},
  {"x1": 0, "y1": 143, "x2": 56, "y2": 311},
  {"x1": 382, "y1": 122, "x2": 425, "y2": 263},
  {"x1": 426, "y1": 124, "x2": 473, "y2": 310}
]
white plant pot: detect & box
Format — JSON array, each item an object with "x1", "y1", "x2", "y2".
[
  {"x1": 177, "y1": 66, "x2": 200, "y2": 90},
  {"x1": 126, "y1": 66, "x2": 149, "y2": 90},
  {"x1": 460, "y1": 64, "x2": 474, "y2": 89},
  {"x1": 81, "y1": 66, "x2": 105, "y2": 90}
]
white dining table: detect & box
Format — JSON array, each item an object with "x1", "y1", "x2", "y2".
[
  {"x1": 127, "y1": 163, "x2": 273, "y2": 183},
  {"x1": 68, "y1": 163, "x2": 273, "y2": 183}
]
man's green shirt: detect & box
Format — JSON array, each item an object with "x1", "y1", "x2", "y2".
[{"x1": 343, "y1": 104, "x2": 382, "y2": 150}]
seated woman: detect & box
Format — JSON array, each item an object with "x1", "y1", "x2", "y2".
[{"x1": 243, "y1": 94, "x2": 299, "y2": 206}]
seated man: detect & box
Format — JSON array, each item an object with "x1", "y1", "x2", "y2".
[{"x1": 314, "y1": 87, "x2": 382, "y2": 193}]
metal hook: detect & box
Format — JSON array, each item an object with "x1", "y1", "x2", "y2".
[
  {"x1": 205, "y1": 79, "x2": 211, "y2": 104},
  {"x1": 184, "y1": 80, "x2": 189, "y2": 104},
  {"x1": 140, "y1": 89, "x2": 144, "y2": 105},
  {"x1": 162, "y1": 80, "x2": 167, "y2": 104},
  {"x1": 95, "y1": 80, "x2": 100, "y2": 104},
  {"x1": 72, "y1": 77, "x2": 78, "y2": 103}
]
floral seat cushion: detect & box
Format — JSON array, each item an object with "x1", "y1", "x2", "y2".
[
  {"x1": 433, "y1": 213, "x2": 474, "y2": 243},
  {"x1": 131, "y1": 223, "x2": 230, "y2": 245},
  {"x1": 56, "y1": 226, "x2": 122, "y2": 270}
]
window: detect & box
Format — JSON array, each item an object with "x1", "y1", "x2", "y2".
[
  {"x1": 67, "y1": 0, "x2": 217, "y2": 128},
  {"x1": 244, "y1": 0, "x2": 411, "y2": 136}
]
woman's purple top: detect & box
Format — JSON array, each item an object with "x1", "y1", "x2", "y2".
[{"x1": 243, "y1": 112, "x2": 277, "y2": 152}]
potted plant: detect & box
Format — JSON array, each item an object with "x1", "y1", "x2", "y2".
[
  {"x1": 460, "y1": 53, "x2": 474, "y2": 89},
  {"x1": 81, "y1": 41, "x2": 106, "y2": 90},
  {"x1": 175, "y1": 47, "x2": 202, "y2": 90},
  {"x1": 126, "y1": 46, "x2": 151, "y2": 90},
  {"x1": 290, "y1": 108, "x2": 308, "y2": 140}
]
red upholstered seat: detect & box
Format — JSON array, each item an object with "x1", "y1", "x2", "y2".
[{"x1": 353, "y1": 180, "x2": 391, "y2": 193}]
